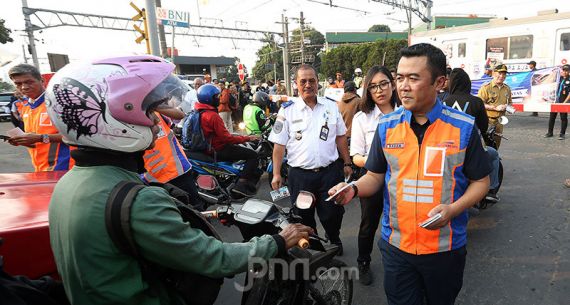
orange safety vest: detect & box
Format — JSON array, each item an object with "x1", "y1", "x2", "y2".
[
  {"x1": 20, "y1": 94, "x2": 74, "y2": 172},
  {"x1": 143, "y1": 114, "x2": 192, "y2": 183},
  {"x1": 377, "y1": 102, "x2": 474, "y2": 255}
]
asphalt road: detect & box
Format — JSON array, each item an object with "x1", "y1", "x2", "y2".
[{"x1": 1, "y1": 113, "x2": 568, "y2": 305}]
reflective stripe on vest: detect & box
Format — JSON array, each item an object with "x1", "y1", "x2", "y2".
[
  {"x1": 21, "y1": 99, "x2": 73, "y2": 172},
  {"x1": 378, "y1": 103, "x2": 474, "y2": 255},
  {"x1": 143, "y1": 114, "x2": 191, "y2": 183}
]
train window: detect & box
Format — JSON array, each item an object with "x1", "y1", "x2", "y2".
[
  {"x1": 509, "y1": 35, "x2": 533, "y2": 59},
  {"x1": 458, "y1": 43, "x2": 466, "y2": 58},
  {"x1": 561, "y1": 33, "x2": 570, "y2": 51},
  {"x1": 486, "y1": 37, "x2": 508, "y2": 59}
]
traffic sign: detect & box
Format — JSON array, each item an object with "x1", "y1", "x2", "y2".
[
  {"x1": 238, "y1": 63, "x2": 245, "y2": 82},
  {"x1": 156, "y1": 7, "x2": 190, "y2": 28}
]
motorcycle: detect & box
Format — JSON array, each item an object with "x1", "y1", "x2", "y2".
[
  {"x1": 187, "y1": 124, "x2": 289, "y2": 206},
  {"x1": 477, "y1": 115, "x2": 508, "y2": 209},
  {"x1": 200, "y1": 184, "x2": 354, "y2": 305}
]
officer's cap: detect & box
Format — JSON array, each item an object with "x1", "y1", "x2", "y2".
[{"x1": 494, "y1": 64, "x2": 508, "y2": 73}]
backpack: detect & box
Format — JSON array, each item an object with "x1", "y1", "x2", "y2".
[
  {"x1": 105, "y1": 181, "x2": 223, "y2": 305},
  {"x1": 182, "y1": 110, "x2": 211, "y2": 152}
]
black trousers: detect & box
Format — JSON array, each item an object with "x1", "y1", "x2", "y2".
[
  {"x1": 380, "y1": 239, "x2": 467, "y2": 305},
  {"x1": 216, "y1": 144, "x2": 259, "y2": 180},
  {"x1": 357, "y1": 188, "x2": 383, "y2": 264},
  {"x1": 547, "y1": 112, "x2": 568, "y2": 135},
  {"x1": 288, "y1": 161, "x2": 345, "y2": 243},
  {"x1": 169, "y1": 170, "x2": 205, "y2": 211}
]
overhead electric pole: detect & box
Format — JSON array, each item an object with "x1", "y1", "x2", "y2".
[
  {"x1": 299, "y1": 11, "x2": 305, "y2": 65},
  {"x1": 281, "y1": 13, "x2": 291, "y2": 95},
  {"x1": 155, "y1": 0, "x2": 168, "y2": 57},
  {"x1": 22, "y1": 0, "x2": 39, "y2": 68},
  {"x1": 144, "y1": 0, "x2": 160, "y2": 56}
]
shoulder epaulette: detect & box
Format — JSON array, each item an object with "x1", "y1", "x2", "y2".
[{"x1": 281, "y1": 100, "x2": 294, "y2": 108}]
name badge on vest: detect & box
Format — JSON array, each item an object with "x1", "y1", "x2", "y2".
[{"x1": 319, "y1": 124, "x2": 329, "y2": 141}]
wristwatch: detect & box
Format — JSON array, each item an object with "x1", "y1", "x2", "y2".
[
  {"x1": 41, "y1": 134, "x2": 50, "y2": 144},
  {"x1": 344, "y1": 163, "x2": 352, "y2": 167},
  {"x1": 351, "y1": 183, "x2": 359, "y2": 198}
]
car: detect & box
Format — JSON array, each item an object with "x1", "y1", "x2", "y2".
[
  {"x1": 0, "y1": 92, "x2": 14, "y2": 122},
  {"x1": 0, "y1": 171, "x2": 66, "y2": 278}
]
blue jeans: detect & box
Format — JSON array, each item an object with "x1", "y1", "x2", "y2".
[{"x1": 487, "y1": 147, "x2": 500, "y2": 190}]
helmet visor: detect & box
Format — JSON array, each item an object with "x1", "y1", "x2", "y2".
[{"x1": 142, "y1": 74, "x2": 189, "y2": 111}]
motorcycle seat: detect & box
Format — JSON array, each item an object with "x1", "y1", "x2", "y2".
[{"x1": 185, "y1": 151, "x2": 215, "y2": 163}]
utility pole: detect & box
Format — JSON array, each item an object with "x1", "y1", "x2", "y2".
[
  {"x1": 21, "y1": 44, "x2": 28, "y2": 63},
  {"x1": 22, "y1": 0, "x2": 39, "y2": 68},
  {"x1": 155, "y1": 0, "x2": 168, "y2": 57},
  {"x1": 426, "y1": 0, "x2": 433, "y2": 30},
  {"x1": 144, "y1": 0, "x2": 160, "y2": 56},
  {"x1": 299, "y1": 11, "x2": 305, "y2": 65},
  {"x1": 281, "y1": 13, "x2": 291, "y2": 95}
]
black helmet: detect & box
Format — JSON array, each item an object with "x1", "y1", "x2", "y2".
[{"x1": 252, "y1": 91, "x2": 270, "y2": 108}]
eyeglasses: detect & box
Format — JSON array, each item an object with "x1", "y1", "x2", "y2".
[{"x1": 367, "y1": 81, "x2": 391, "y2": 92}]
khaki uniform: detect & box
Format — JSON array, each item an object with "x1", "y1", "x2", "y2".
[{"x1": 478, "y1": 80, "x2": 512, "y2": 148}]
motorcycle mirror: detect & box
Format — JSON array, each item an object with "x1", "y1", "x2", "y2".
[
  {"x1": 498, "y1": 116, "x2": 509, "y2": 125},
  {"x1": 295, "y1": 191, "x2": 315, "y2": 210},
  {"x1": 196, "y1": 175, "x2": 218, "y2": 191}
]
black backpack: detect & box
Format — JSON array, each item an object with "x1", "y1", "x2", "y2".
[
  {"x1": 182, "y1": 110, "x2": 211, "y2": 152},
  {"x1": 105, "y1": 181, "x2": 223, "y2": 305}
]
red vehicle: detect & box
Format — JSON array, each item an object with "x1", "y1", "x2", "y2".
[{"x1": 0, "y1": 171, "x2": 65, "y2": 279}]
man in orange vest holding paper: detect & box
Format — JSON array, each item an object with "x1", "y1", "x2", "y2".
[
  {"x1": 142, "y1": 106, "x2": 204, "y2": 210},
  {"x1": 329, "y1": 44, "x2": 491, "y2": 305},
  {"x1": 7, "y1": 64, "x2": 73, "y2": 172}
]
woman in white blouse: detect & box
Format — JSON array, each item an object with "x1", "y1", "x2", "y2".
[{"x1": 350, "y1": 65, "x2": 397, "y2": 285}]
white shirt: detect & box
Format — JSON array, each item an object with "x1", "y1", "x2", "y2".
[
  {"x1": 269, "y1": 96, "x2": 347, "y2": 169},
  {"x1": 350, "y1": 106, "x2": 384, "y2": 157},
  {"x1": 179, "y1": 89, "x2": 198, "y2": 114}
]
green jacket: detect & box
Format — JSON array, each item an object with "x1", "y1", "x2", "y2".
[
  {"x1": 49, "y1": 165, "x2": 278, "y2": 305},
  {"x1": 243, "y1": 104, "x2": 267, "y2": 135}
]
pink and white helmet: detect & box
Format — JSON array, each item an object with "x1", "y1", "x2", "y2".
[{"x1": 45, "y1": 55, "x2": 187, "y2": 152}]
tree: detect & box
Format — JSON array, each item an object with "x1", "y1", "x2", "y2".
[
  {"x1": 0, "y1": 19, "x2": 13, "y2": 44},
  {"x1": 0, "y1": 81, "x2": 15, "y2": 92},
  {"x1": 289, "y1": 26, "x2": 325, "y2": 68},
  {"x1": 252, "y1": 39, "x2": 283, "y2": 83},
  {"x1": 320, "y1": 39, "x2": 407, "y2": 79},
  {"x1": 368, "y1": 24, "x2": 391, "y2": 33},
  {"x1": 216, "y1": 58, "x2": 244, "y2": 83}
]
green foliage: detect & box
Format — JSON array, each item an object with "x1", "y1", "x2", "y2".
[
  {"x1": 0, "y1": 19, "x2": 13, "y2": 44},
  {"x1": 320, "y1": 39, "x2": 408, "y2": 80},
  {"x1": 252, "y1": 43, "x2": 283, "y2": 82},
  {"x1": 368, "y1": 24, "x2": 391, "y2": 33},
  {"x1": 216, "y1": 58, "x2": 244, "y2": 83}
]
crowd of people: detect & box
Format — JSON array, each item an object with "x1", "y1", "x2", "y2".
[{"x1": 1, "y1": 42, "x2": 569, "y2": 305}]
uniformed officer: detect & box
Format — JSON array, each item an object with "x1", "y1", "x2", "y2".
[
  {"x1": 478, "y1": 64, "x2": 512, "y2": 149},
  {"x1": 544, "y1": 64, "x2": 569, "y2": 140},
  {"x1": 269, "y1": 64, "x2": 352, "y2": 254}
]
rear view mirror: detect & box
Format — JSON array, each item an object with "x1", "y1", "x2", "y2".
[
  {"x1": 196, "y1": 175, "x2": 218, "y2": 191},
  {"x1": 498, "y1": 116, "x2": 509, "y2": 125},
  {"x1": 296, "y1": 191, "x2": 315, "y2": 210}
]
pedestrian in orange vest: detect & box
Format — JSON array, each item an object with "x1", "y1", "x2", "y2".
[
  {"x1": 142, "y1": 106, "x2": 204, "y2": 210},
  {"x1": 7, "y1": 64, "x2": 73, "y2": 172},
  {"x1": 329, "y1": 43, "x2": 491, "y2": 305}
]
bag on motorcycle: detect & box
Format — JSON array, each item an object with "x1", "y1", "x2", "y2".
[
  {"x1": 105, "y1": 181, "x2": 223, "y2": 305},
  {"x1": 182, "y1": 110, "x2": 211, "y2": 152}
]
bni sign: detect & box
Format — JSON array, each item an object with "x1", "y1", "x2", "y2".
[{"x1": 156, "y1": 7, "x2": 189, "y2": 28}]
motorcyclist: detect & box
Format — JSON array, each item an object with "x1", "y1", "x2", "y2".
[
  {"x1": 46, "y1": 55, "x2": 313, "y2": 305},
  {"x1": 353, "y1": 68, "x2": 363, "y2": 88},
  {"x1": 443, "y1": 68, "x2": 501, "y2": 203},
  {"x1": 243, "y1": 91, "x2": 272, "y2": 135},
  {"x1": 194, "y1": 84, "x2": 263, "y2": 196}
]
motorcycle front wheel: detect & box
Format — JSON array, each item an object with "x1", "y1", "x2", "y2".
[{"x1": 309, "y1": 259, "x2": 353, "y2": 305}]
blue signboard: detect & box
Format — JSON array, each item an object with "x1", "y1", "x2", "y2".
[{"x1": 161, "y1": 19, "x2": 189, "y2": 28}]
